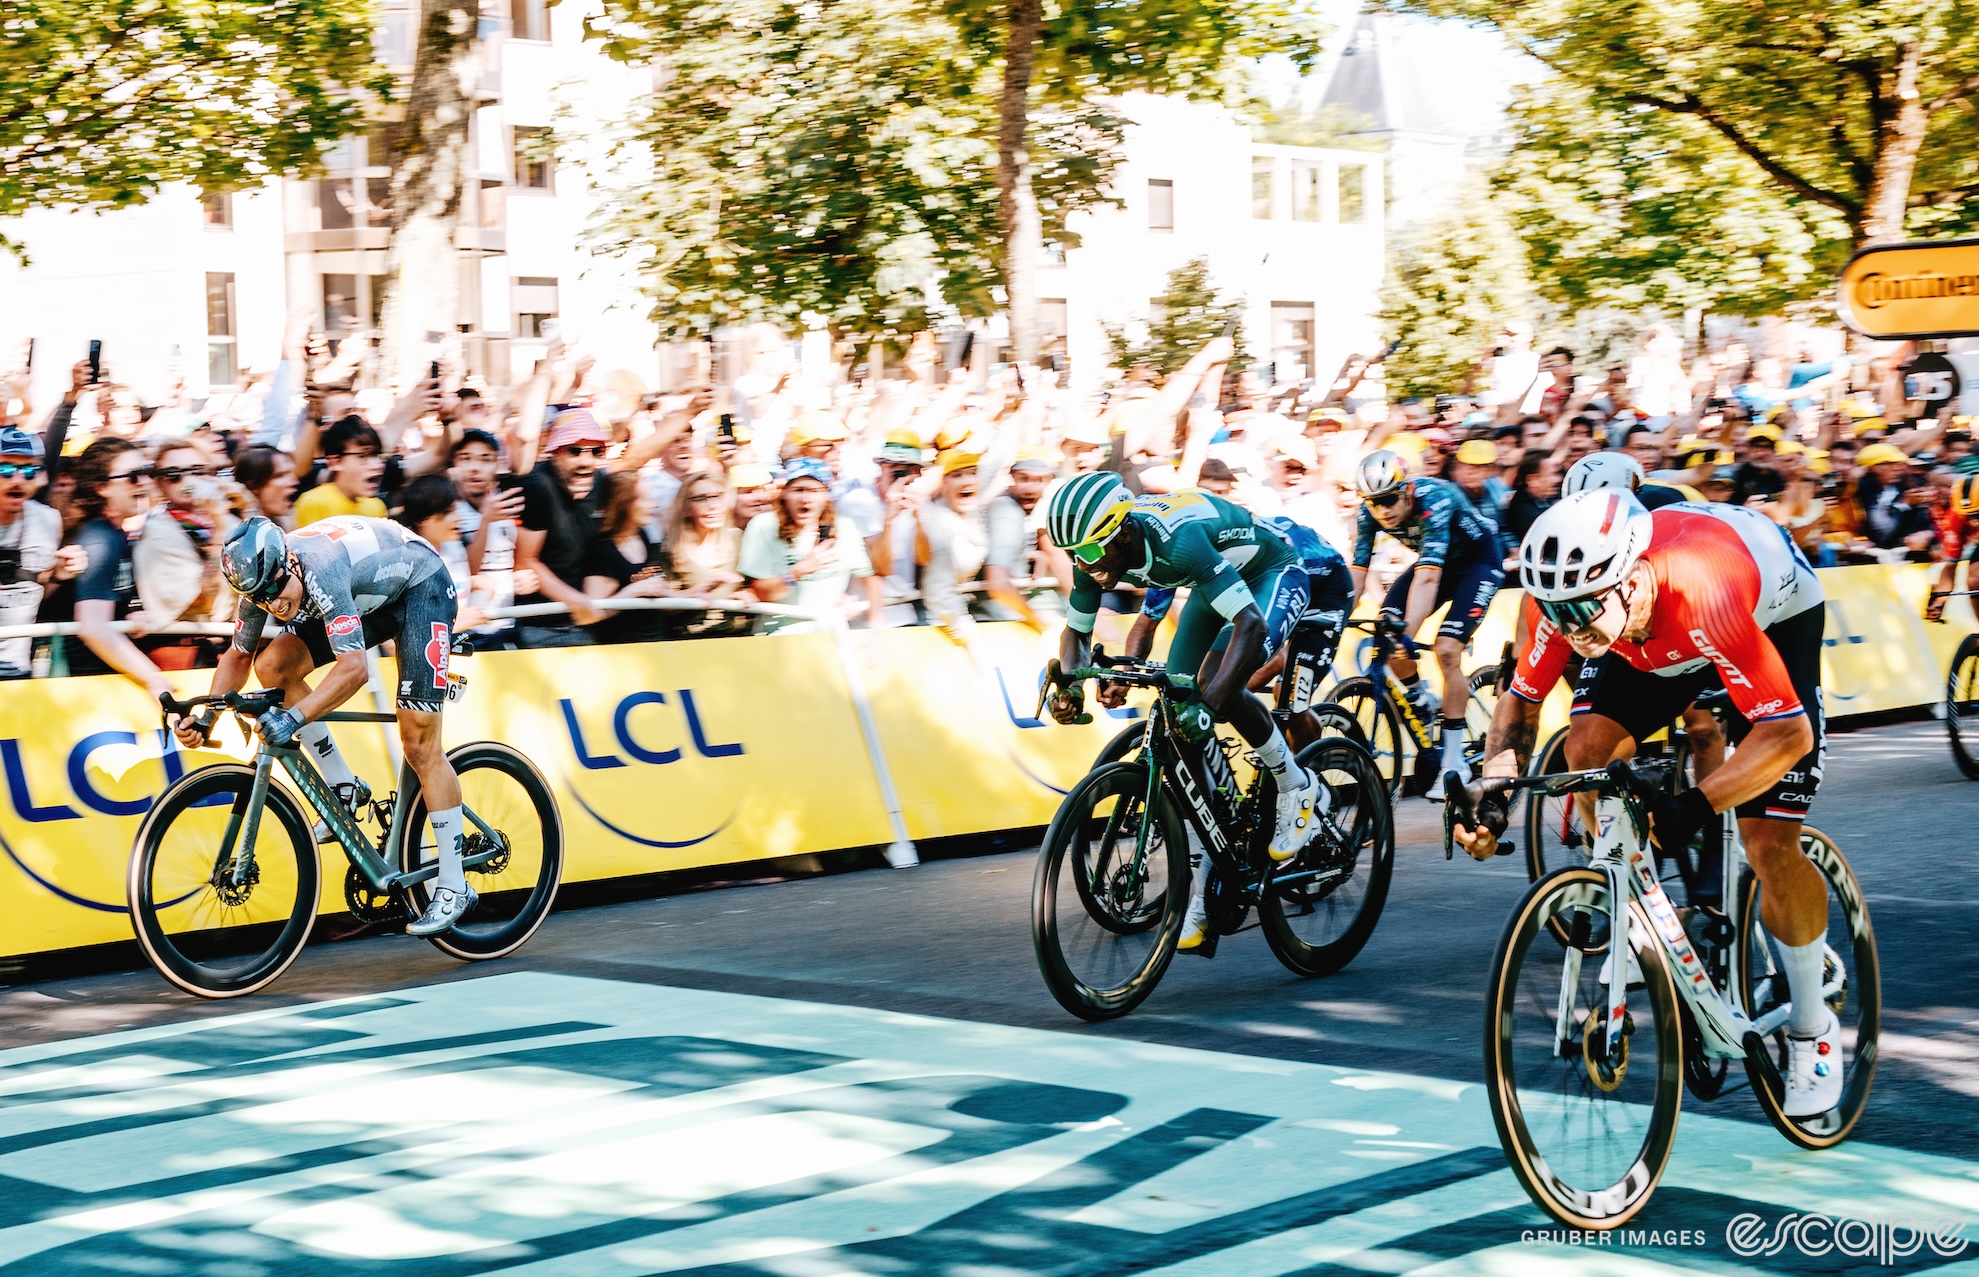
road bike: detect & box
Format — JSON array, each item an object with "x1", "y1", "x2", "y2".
[
  {"x1": 1939, "y1": 589, "x2": 1979, "y2": 778},
  {"x1": 1446, "y1": 760, "x2": 1877, "y2": 1229},
  {"x1": 1031, "y1": 647, "x2": 1393, "y2": 1021},
  {"x1": 1523, "y1": 704, "x2": 1698, "y2": 886},
  {"x1": 1329, "y1": 618, "x2": 1505, "y2": 800},
  {"x1": 129, "y1": 670, "x2": 563, "y2": 998}
]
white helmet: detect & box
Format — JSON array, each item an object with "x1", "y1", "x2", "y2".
[
  {"x1": 1355, "y1": 449, "x2": 1408, "y2": 498},
  {"x1": 1563, "y1": 451, "x2": 1644, "y2": 496},
  {"x1": 1519, "y1": 490, "x2": 1654, "y2": 625}
]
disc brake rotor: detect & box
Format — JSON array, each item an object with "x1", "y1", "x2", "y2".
[
  {"x1": 211, "y1": 857, "x2": 260, "y2": 907},
  {"x1": 1582, "y1": 1005, "x2": 1631, "y2": 1092}
]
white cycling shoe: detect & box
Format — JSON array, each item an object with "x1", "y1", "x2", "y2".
[
  {"x1": 1177, "y1": 891, "x2": 1214, "y2": 956},
  {"x1": 408, "y1": 885, "x2": 478, "y2": 936},
  {"x1": 1269, "y1": 767, "x2": 1322, "y2": 863},
  {"x1": 312, "y1": 780, "x2": 371, "y2": 845},
  {"x1": 1783, "y1": 1009, "x2": 1844, "y2": 1117}
]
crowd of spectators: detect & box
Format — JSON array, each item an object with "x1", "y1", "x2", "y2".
[{"x1": 0, "y1": 312, "x2": 1973, "y2": 687}]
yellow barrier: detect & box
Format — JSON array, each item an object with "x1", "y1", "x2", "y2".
[{"x1": 0, "y1": 563, "x2": 1968, "y2": 959}]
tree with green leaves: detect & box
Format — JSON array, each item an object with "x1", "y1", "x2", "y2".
[
  {"x1": 1102, "y1": 256, "x2": 1248, "y2": 377},
  {"x1": 0, "y1": 0, "x2": 388, "y2": 261},
  {"x1": 1389, "y1": 0, "x2": 1979, "y2": 249},
  {"x1": 1493, "y1": 77, "x2": 1852, "y2": 319},
  {"x1": 585, "y1": 0, "x2": 1124, "y2": 342},
  {"x1": 1378, "y1": 180, "x2": 1533, "y2": 398},
  {"x1": 944, "y1": 0, "x2": 1327, "y2": 363}
]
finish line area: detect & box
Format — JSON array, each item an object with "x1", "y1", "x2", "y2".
[{"x1": 0, "y1": 970, "x2": 1971, "y2": 1276}]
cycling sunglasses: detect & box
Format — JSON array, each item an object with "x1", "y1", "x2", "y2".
[
  {"x1": 1536, "y1": 590, "x2": 1613, "y2": 634},
  {"x1": 1069, "y1": 502, "x2": 1133, "y2": 565},
  {"x1": 0, "y1": 463, "x2": 42, "y2": 480},
  {"x1": 1363, "y1": 491, "x2": 1405, "y2": 509}
]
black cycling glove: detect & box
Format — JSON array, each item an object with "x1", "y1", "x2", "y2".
[
  {"x1": 1645, "y1": 786, "x2": 1715, "y2": 853},
  {"x1": 1474, "y1": 791, "x2": 1510, "y2": 838}
]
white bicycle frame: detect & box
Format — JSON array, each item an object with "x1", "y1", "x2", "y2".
[{"x1": 1564, "y1": 794, "x2": 1846, "y2": 1070}]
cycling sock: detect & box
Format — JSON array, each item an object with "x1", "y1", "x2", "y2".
[
  {"x1": 1254, "y1": 723, "x2": 1295, "y2": 778},
  {"x1": 1778, "y1": 937, "x2": 1829, "y2": 1036},
  {"x1": 1184, "y1": 825, "x2": 1210, "y2": 909},
  {"x1": 428, "y1": 806, "x2": 467, "y2": 895},
  {"x1": 1440, "y1": 719, "x2": 1467, "y2": 773},
  {"x1": 298, "y1": 722, "x2": 358, "y2": 793}
]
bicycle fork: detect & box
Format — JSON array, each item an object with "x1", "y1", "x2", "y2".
[{"x1": 213, "y1": 752, "x2": 279, "y2": 889}]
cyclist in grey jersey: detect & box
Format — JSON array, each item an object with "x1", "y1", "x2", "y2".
[{"x1": 172, "y1": 515, "x2": 475, "y2": 935}]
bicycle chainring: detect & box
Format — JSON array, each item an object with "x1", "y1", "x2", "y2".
[
  {"x1": 1204, "y1": 864, "x2": 1251, "y2": 935},
  {"x1": 344, "y1": 865, "x2": 406, "y2": 925}
]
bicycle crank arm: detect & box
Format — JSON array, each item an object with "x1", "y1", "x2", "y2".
[{"x1": 388, "y1": 841, "x2": 506, "y2": 890}]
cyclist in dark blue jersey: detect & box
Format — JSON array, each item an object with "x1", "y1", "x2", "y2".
[{"x1": 1349, "y1": 450, "x2": 1505, "y2": 786}]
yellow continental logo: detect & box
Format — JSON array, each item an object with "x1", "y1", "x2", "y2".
[{"x1": 1838, "y1": 239, "x2": 1979, "y2": 338}]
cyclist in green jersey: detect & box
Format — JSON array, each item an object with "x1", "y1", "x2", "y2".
[{"x1": 1044, "y1": 472, "x2": 1319, "y2": 953}]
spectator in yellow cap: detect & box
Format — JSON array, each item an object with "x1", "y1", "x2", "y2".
[
  {"x1": 1855, "y1": 442, "x2": 1932, "y2": 555},
  {"x1": 981, "y1": 447, "x2": 1056, "y2": 630},
  {"x1": 727, "y1": 462, "x2": 777, "y2": 529},
  {"x1": 1451, "y1": 438, "x2": 1508, "y2": 532},
  {"x1": 1733, "y1": 430, "x2": 1787, "y2": 506},
  {"x1": 1059, "y1": 418, "x2": 1110, "y2": 473},
  {"x1": 912, "y1": 450, "x2": 995, "y2": 637}
]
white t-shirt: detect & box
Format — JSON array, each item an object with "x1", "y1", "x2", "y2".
[
  {"x1": 455, "y1": 499, "x2": 516, "y2": 633},
  {"x1": 916, "y1": 500, "x2": 988, "y2": 631},
  {"x1": 0, "y1": 502, "x2": 60, "y2": 672}
]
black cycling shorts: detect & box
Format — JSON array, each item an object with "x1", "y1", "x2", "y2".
[
  {"x1": 1381, "y1": 555, "x2": 1504, "y2": 643},
  {"x1": 293, "y1": 570, "x2": 459, "y2": 713},
  {"x1": 1573, "y1": 603, "x2": 1825, "y2": 823}
]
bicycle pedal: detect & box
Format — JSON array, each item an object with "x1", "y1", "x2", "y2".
[
  {"x1": 1178, "y1": 929, "x2": 1219, "y2": 959},
  {"x1": 1494, "y1": 839, "x2": 1517, "y2": 857}
]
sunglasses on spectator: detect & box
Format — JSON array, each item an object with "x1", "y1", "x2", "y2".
[
  {"x1": 1280, "y1": 462, "x2": 1308, "y2": 475},
  {"x1": 333, "y1": 449, "x2": 381, "y2": 461},
  {"x1": 0, "y1": 463, "x2": 42, "y2": 480},
  {"x1": 154, "y1": 465, "x2": 210, "y2": 482},
  {"x1": 108, "y1": 466, "x2": 154, "y2": 483},
  {"x1": 561, "y1": 444, "x2": 608, "y2": 458},
  {"x1": 1363, "y1": 491, "x2": 1404, "y2": 509},
  {"x1": 686, "y1": 492, "x2": 723, "y2": 504}
]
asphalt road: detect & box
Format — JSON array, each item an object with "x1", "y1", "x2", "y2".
[{"x1": 1, "y1": 718, "x2": 1975, "y2": 1274}]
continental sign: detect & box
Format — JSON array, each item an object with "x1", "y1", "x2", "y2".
[
  {"x1": 1837, "y1": 238, "x2": 1979, "y2": 339},
  {"x1": 0, "y1": 565, "x2": 1970, "y2": 958}
]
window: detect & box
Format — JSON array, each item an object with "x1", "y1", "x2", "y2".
[
  {"x1": 206, "y1": 273, "x2": 238, "y2": 386},
  {"x1": 1147, "y1": 179, "x2": 1174, "y2": 232},
  {"x1": 365, "y1": 176, "x2": 394, "y2": 227},
  {"x1": 510, "y1": 0, "x2": 551, "y2": 41},
  {"x1": 322, "y1": 274, "x2": 358, "y2": 334},
  {"x1": 202, "y1": 192, "x2": 232, "y2": 228},
  {"x1": 512, "y1": 125, "x2": 553, "y2": 190},
  {"x1": 317, "y1": 179, "x2": 358, "y2": 230},
  {"x1": 1339, "y1": 164, "x2": 1366, "y2": 224},
  {"x1": 513, "y1": 276, "x2": 559, "y2": 337},
  {"x1": 374, "y1": 0, "x2": 412, "y2": 66},
  {"x1": 1292, "y1": 163, "x2": 1322, "y2": 222},
  {"x1": 1270, "y1": 302, "x2": 1315, "y2": 384},
  {"x1": 1252, "y1": 159, "x2": 1274, "y2": 220}
]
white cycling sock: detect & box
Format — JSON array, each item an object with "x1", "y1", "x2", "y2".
[
  {"x1": 428, "y1": 806, "x2": 467, "y2": 895},
  {"x1": 297, "y1": 722, "x2": 358, "y2": 792},
  {"x1": 1440, "y1": 720, "x2": 1468, "y2": 774},
  {"x1": 1253, "y1": 723, "x2": 1294, "y2": 778},
  {"x1": 1778, "y1": 937, "x2": 1829, "y2": 1036},
  {"x1": 1186, "y1": 825, "x2": 1209, "y2": 903}
]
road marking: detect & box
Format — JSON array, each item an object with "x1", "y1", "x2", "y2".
[{"x1": 0, "y1": 972, "x2": 1968, "y2": 1275}]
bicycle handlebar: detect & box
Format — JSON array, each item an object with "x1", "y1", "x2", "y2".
[
  {"x1": 1037, "y1": 645, "x2": 1199, "y2": 725},
  {"x1": 1441, "y1": 757, "x2": 1675, "y2": 854},
  {"x1": 159, "y1": 689, "x2": 287, "y2": 746}
]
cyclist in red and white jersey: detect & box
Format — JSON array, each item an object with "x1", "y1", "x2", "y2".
[{"x1": 1500, "y1": 491, "x2": 1841, "y2": 1118}]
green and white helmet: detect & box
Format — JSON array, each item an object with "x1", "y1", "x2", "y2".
[{"x1": 1046, "y1": 471, "x2": 1132, "y2": 551}]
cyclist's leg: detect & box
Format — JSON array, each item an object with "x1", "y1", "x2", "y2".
[
  {"x1": 392, "y1": 573, "x2": 467, "y2": 928},
  {"x1": 1568, "y1": 652, "x2": 1709, "y2": 827},
  {"x1": 1730, "y1": 605, "x2": 1831, "y2": 1033},
  {"x1": 258, "y1": 623, "x2": 367, "y2": 799},
  {"x1": 1431, "y1": 556, "x2": 1504, "y2": 778},
  {"x1": 1379, "y1": 564, "x2": 1421, "y2": 682}
]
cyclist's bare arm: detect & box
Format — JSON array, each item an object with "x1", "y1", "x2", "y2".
[
  {"x1": 1096, "y1": 613, "x2": 1158, "y2": 709},
  {"x1": 1452, "y1": 693, "x2": 1542, "y2": 860},
  {"x1": 170, "y1": 642, "x2": 257, "y2": 748},
  {"x1": 1049, "y1": 624, "x2": 1094, "y2": 724},
  {"x1": 290, "y1": 650, "x2": 370, "y2": 725}
]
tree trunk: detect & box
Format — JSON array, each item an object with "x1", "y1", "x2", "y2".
[
  {"x1": 1859, "y1": 41, "x2": 1928, "y2": 246},
  {"x1": 380, "y1": 0, "x2": 479, "y2": 390},
  {"x1": 996, "y1": 0, "x2": 1043, "y2": 367}
]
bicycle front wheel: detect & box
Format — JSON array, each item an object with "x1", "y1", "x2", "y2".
[
  {"x1": 1486, "y1": 866, "x2": 1684, "y2": 1230},
  {"x1": 1737, "y1": 826, "x2": 1879, "y2": 1149},
  {"x1": 1947, "y1": 633, "x2": 1979, "y2": 779},
  {"x1": 396, "y1": 742, "x2": 563, "y2": 961},
  {"x1": 1524, "y1": 728, "x2": 1584, "y2": 882},
  {"x1": 1329, "y1": 676, "x2": 1403, "y2": 799},
  {"x1": 1031, "y1": 760, "x2": 1188, "y2": 1021},
  {"x1": 127, "y1": 764, "x2": 320, "y2": 998},
  {"x1": 1260, "y1": 738, "x2": 1394, "y2": 977}
]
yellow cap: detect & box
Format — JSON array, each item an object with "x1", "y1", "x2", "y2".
[
  {"x1": 1010, "y1": 444, "x2": 1059, "y2": 473},
  {"x1": 883, "y1": 428, "x2": 923, "y2": 451},
  {"x1": 1838, "y1": 398, "x2": 1877, "y2": 419},
  {"x1": 727, "y1": 462, "x2": 775, "y2": 489},
  {"x1": 1857, "y1": 442, "x2": 1910, "y2": 466},
  {"x1": 789, "y1": 413, "x2": 848, "y2": 446},
  {"x1": 1275, "y1": 436, "x2": 1318, "y2": 467},
  {"x1": 938, "y1": 449, "x2": 981, "y2": 477},
  {"x1": 1851, "y1": 415, "x2": 1889, "y2": 436},
  {"x1": 1764, "y1": 404, "x2": 1792, "y2": 423},
  {"x1": 1807, "y1": 456, "x2": 1833, "y2": 474},
  {"x1": 1775, "y1": 439, "x2": 1806, "y2": 456},
  {"x1": 1454, "y1": 439, "x2": 1498, "y2": 466},
  {"x1": 1744, "y1": 423, "x2": 1783, "y2": 443}
]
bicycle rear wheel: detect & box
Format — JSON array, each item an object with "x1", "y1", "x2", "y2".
[
  {"x1": 1485, "y1": 866, "x2": 1684, "y2": 1230},
  {"x1": 1032, "y1": 760, "x2": 1188, "y2": 1021},
  {"x1": 395, "y1": 742, "x2": 563, "y2": 961},
  {"x1": 1947, "y1": 633, "x2": 1979, "y2": 779},
  {"x1": 1464, "y1": 666, "x2": 1501, "y2": 771},
  {"x1": 1260, "y1": 738, "x2": 1393, "y2": 976},
  {"x1": 1737, "y1": 827, "x2": 1879, "y2": 1149},
  {"x1": 1329, "y1": 676, "x2": 1403, "y2": 799},
  {"x1": 127, "y1": 764, "x2": 319, "y2": 998}
]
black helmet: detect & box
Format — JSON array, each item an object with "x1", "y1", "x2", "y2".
[{"x1": 222, "y1": 517, "x2": 291, "y2": 602}]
